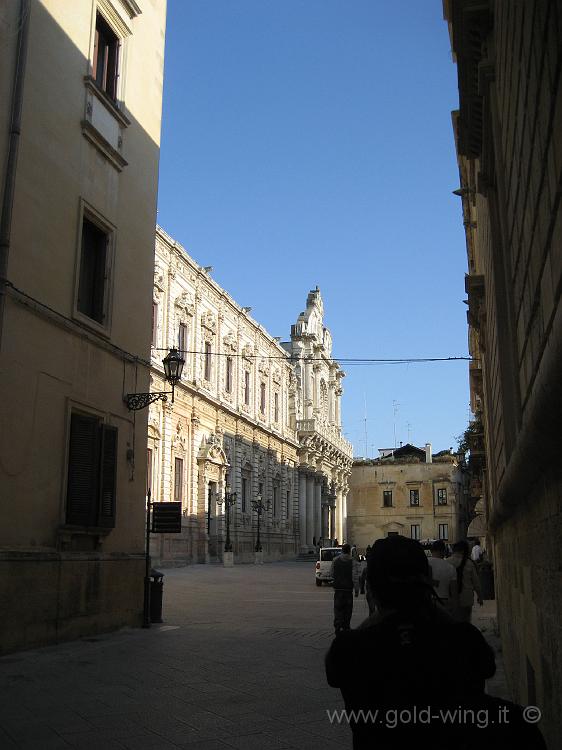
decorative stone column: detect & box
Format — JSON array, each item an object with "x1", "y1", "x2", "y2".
[
  {"x1": 306, "y1": 473, "x2": 315, "y2": 547},
  {"x1": 314, "y1": 476, "x2": 322, "y2": 542},
  {"x1": 299, "y1": 470, "x2": 307, "y2": 551},
  {"x1": 321, "y1": 498, "x2": 329, "y2": 540},
  {"x1": 335, "y1": 387, "x2": 342, "y2": 427},
  {"x1": 329, "y1": 501, "x2": 336, "y2": 540}
]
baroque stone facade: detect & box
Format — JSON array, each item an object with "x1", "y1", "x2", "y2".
[
  {"x1": 445, "y1": 1, "x2": 562, "y2": 745},
  {"x1": 149, "y1": 228, "x2": 352, "y2": 564},
  {"x1": 348, "y1": 444, "x2": 469, "y2": 549}
]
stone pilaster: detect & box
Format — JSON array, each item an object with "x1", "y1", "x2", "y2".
[{"x1": 314, "y1": 476, "x2": 322, "y2": 542}]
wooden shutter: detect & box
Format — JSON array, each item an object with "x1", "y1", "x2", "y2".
[
  {"x1": 98, "y1": 424, "x2": 117, "y2": 527},
  {"x1": 67, "y1": 414, "x2": 99, "y2": 525},
  {"x1": 92, "y1": 27, "x2": 100, "y2": 80}
]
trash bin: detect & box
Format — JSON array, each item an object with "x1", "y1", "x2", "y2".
[
  {"x1": 150, "y1": 569, "x2": 164, "y2": 623},
  {"x1": 479, "y1": 561, "x2": 495, "y2": 600}
]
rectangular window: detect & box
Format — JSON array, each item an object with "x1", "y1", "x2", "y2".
[
  {"x1": 410, "y1": 524, "x2": 421, "y2": 540},
  {"x1": 273, "y1": 484, "x2": 279, "y2": 516},
  {"x1": 244, "y1": 371, "x2": 250, "y2": 405},
  {"x1": 66, "y1": 413, "x2": 117, "y2": 528},
  {"x1": 438, "y1": 523, "x2": 449, "y2": 540},
  {"x1": 174, "y1": 457, "x2": 183, "y2": 503},
  {"x1": 78, "y1": 217, "x2": 108, "y2": 324},
  {"x1": 274, "y1": 392, "x2": 279, "y2": 422},
  {"x1": 204, "y1": 342, "x2": 212, "y2": 381},
  {"x1": 286, "y1": 489, "x2": 291, "y2": 518},
  {"x1": 437, "y1": 488, "x2": 448, "y2": 505},
  {"x1": 226, "y1": 357, "x2": 233, "y2": 393},
  {"x1": 151, "y1": 303, "x2": 158, "y2": 347},
  {"x1": 147, "y1": 448, "x2": 153, "y2": 496},
  {"x1": 93, "y1": 13, "x2": 120, "y2": 101},
  {"x1": 383, "y1": 490, "x2": 393, "y2": 507},
  {"x1": 241, "y1": 476, "x2": 248, "y2": 512},
  {"x1": 260, "y1": 382, "x2": 266, "y2": 413},
  {"x1": 409, "y1": 489, "x2": 420, "y2": 506},
  {"x1": 178, "y1": 322, "x2": 187, "y2": 356}
]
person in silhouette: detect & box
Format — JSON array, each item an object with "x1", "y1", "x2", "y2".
[{"x1": 325, "y1": 536, "x2": 545, "y2": 749}]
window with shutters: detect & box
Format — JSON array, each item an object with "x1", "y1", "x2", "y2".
[
  {"x1": 178, "y1": 322, "x2": 188, "y2": 357},
  {"x1": 225, "y1": 357, "x2": 233, "y2": 393},
  {"x1": 409, "y1": 489, "x2": 420, "y2": 506},
  {"x1": 438, "y1": 523, "x2": 449, "y2": 540},
  {"x1": 410, "y1": 524, "x2": 421, "y2": 540},
  {"x1": 244, "y1": 370, "x2": 250, "y2": 406},
  {"x1": 437, "y1": 488, "x2": 448, "y2": 505},
  {"x1": 204, "y1": 342, "x2": 212, "y2": 381},
  {"x1": 383, "y1": 490, "x2": 393, "y2": 507},
  {"x1": 241, "y1": 475, "x2": 249, "y2": 512},
  {"x1": 78, "y1": 217, "x2": 109, "y2": 324},
  {"x1": 174, "y1": 457, "x2": 183, "y2": 503},
  {"x1": 66, "y1": 413, "x2": 117, "y2": 528},
  {"x1": 93, "y1": 13, "x2": 120, "y2": 101}
]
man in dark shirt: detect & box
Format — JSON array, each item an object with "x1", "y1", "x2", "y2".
[
  {"x1": 325, "y1": 537, "x2": 546, "y2": 749},
  {"x1": 330, "y1": 543, "x2": 359, "y2": 634}
]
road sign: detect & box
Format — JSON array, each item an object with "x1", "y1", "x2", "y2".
[{"x1": 152, "y1": 502, "x2": 182, "y2": 533}]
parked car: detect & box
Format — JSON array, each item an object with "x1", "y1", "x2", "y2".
[{"x1": 315, "y1": 546, "x2": 342, "y2": 586}]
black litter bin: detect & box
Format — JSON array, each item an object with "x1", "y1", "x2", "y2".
[
  {"x1": 479, "y1": 561, "x2": 495, "y2": 600},
  {"x1": 150, "y1": 569, "x2": 164, "y2": 623}
]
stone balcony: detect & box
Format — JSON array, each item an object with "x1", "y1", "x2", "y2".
[{"x1": 296, "y1": 418, "x2": 353, "y2": 457}]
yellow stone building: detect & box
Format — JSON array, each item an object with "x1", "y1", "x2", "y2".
[
  {"x1": 348, "y1": 444, "x2": 469, "y2": 549},
  {"x1": 0, "y1": 0, "x2": 167, "y2": 652}
]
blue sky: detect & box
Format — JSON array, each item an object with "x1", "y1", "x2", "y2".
[{"x1": 157, "y1": 0, "x2": 470, "y2": 456}]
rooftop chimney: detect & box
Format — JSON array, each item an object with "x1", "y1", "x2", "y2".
[{"x1": 425, "y1": 443, "x2": 432, "y2": 463}]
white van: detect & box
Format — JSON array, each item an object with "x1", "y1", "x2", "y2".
[{"x1": 315, "y1": 546, "x2": 342, "y2": 586}]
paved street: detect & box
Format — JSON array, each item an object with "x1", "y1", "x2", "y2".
[{"x1": 0, "y1": 562, "x2": 506, "y2": 750}]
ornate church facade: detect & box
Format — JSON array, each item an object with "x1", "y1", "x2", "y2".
[{"x1": 148, "y1": 227, "x2": 352, "y2": 564}]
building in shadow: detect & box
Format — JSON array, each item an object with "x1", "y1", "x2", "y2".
[
  {"x1": 149, "y1": 228, "x2": 353, "y2": 564},
  {"x1": 0, "y1": 0, "x2": 167, "y2": 652},
  {"x1": 444, "y1": 1, "x2": 562, "y2": 745}
]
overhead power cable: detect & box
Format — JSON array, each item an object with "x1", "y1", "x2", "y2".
[{"x1": 153, "y1": 348, "x2": 474, "y2": 365}]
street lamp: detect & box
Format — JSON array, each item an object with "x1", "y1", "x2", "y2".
[
  {"x1": 251, "y1": 492, "x2": 270, "y2": 552},
  {"x1": 125, "y1": 347, "x2": 185, "y2": 410},
  {"x1": 216, "y1": 483, "x2": 237, "y2": 552}
]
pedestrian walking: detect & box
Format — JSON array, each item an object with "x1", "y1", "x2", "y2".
[
  {"x1": 471, "y1": 537, "x2": 484, "y2": 562},
  {"x1": 450, "y1": 539, "x2": 483, "y2": 622},
  {"x1": 330, "y1": 543, "x2": 359, "y2": 634},
  {"x1": 325, "y1": 536, "x2": 546, "y2": 750},
  {"x1": 428, "y1": 539, "x2": 457, "y2": 613}
]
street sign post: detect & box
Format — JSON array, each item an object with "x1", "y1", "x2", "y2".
[{"x1": 143, "y1": 492, "x2": 182, "y2": 628}]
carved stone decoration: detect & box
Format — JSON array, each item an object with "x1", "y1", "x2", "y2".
[
  {"x1": 197, "y1": 432, "x2": 228, "y2": 467},
  {"x1": 258, "y1": 359, "x2": 269, "y2": 376},
  {"x1": 154, "y1": 264, "x2": 166, "y2": 293},
  {"x1": 175, "y1": 291, "x2": 195, "y2": 318},
  {"x1": 223, "y1": 331, "x2": 237, "y2": 352},
  {"x1": 200, "y1": 310, "x2": 217, "y2": 334},
  {"x1": 172, "y1": 419, "x2": 187, "y2": 453},
  {"x1": 242, "y1": 344, "x2": 254, "y2": 362}
]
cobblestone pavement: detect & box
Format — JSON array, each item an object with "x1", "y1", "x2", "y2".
[{"x1": 0, "y1": 562, "x2": 508, "y2": 749}]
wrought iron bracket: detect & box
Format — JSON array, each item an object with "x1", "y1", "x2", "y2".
[{"x1": 124, "y1": 392, "x2": 171, "y2": 411}]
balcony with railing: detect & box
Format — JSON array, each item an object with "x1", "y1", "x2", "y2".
[{"x1": 296, "y1": 418, "x2": 353, "y2": 457}]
